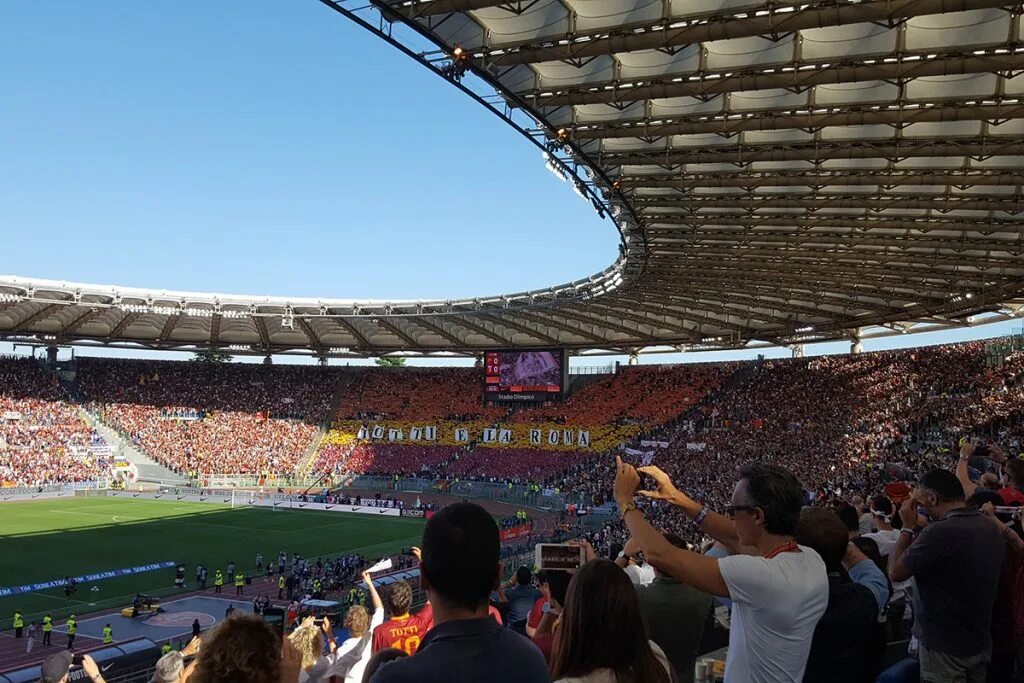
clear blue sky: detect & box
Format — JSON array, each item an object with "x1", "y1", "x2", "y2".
[{"x1": 1, "y1": 1, "x2": 1020, "y2": 366}]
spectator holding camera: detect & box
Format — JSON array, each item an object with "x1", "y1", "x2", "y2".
[
  {"x1": 38, "y1": 652, "x2": 108, "y2": 683},
  {"x1": 496, "y1": 566, "x2": 542, "y2": 635},
  {"x1": 613, "y1": 456, "x2": 827, "y2": 683},
  {"x1": 369, "y1": 502, "x2": 548, "y2": 682},
  {"x1": 889, "y1": 469, "x2": 1005, "y2": 682}
]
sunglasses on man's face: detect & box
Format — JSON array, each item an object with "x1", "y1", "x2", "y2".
[{"x1": 725, "y1": 505, "x2": 758, "y2": 518}]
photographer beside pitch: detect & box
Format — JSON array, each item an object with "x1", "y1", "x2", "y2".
[{"x1": 612, "y1": 456, "x2": 827, "y2": 683}]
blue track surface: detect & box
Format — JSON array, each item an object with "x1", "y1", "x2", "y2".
[{"x1": 54, "y1": 596, "x2": 252, "y2": 642}]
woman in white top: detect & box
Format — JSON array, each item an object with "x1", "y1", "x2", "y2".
[
  {"x1": 551, "y1": 559, "x2": 673, "y2": 683},
  {"x1": 290, "y1": 571, "x2": 384, "y2": 683}
]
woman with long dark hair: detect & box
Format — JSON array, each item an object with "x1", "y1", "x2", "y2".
[{"x1": 552, "y1": 559, "x2": 673, "y2": 683}]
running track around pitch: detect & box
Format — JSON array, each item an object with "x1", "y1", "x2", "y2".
[{"x1": 0, "y1": 493, "x2": 557, "y2": 672}]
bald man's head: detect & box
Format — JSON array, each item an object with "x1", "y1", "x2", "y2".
[{"x1": 979, "y1": 473, "x2": 1000, "y2": 490}]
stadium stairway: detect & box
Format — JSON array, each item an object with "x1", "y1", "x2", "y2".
[
  {"x1": 296, "y1": 371, "x2": 356, "y2": 477},
  {"x1": 83, "y1": 413, "x2": 190, "y2": 486}
]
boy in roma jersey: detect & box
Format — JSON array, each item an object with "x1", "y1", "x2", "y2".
[
  {"x1": 371, "y1": 547, "x2": 504, "y2": 656},
  {"x1": 372, "y1": 580, "x2": 433, "y2": 655}
]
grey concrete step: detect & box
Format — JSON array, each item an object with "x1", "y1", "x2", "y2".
[{"x1": 82, "y1": 412, "x2": 190, "y2": 485}]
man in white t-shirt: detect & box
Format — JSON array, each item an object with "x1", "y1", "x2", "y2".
[{"x1": 613, "y1": 457, "x2": 828, "y2": 683}]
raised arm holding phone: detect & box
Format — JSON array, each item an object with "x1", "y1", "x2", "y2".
[{"x1": 613, "y1": 455, "x2": 828, "y2": 683}]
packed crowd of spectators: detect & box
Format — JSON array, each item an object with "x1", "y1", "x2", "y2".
[
  {"x1": 315, "y1": 441, "x2": 591, "y2": 485},
  {"x1": 318, "y1": 444, "x2": 463, "y2": 478},
  {"x1": 335, "y1": 364, "x2": 731, "y2": 428},
  {"x1": 316, "y1": 364, "x2": 732, "y2": 483},
  {"x1": 44, "y1": 449, "x2": 1019, "y2": 683},
  {"x1": 16, "y1": 337, "x2": 1024, "y2": 682},
  {"x1": 442, "y1": 448, "x2": 591, "y2": 483},
  {"x1": 5, "y1": 337, "x2": 1024, "y2": 496},
  {"x1": 337, "y1": 368, "x2": 506, "y2": 422},
  {"x1": 508, "y1": 364, "x2": 734, "y2": 427},
  {"x1": 0, "y1": 357, "x2": 110, "y2": 486},
  {"x1": 77, "y1": 359, "x2": 338, "y2": 477},
  {"x1": 565, "y1": 341, "x2": 1024, "y2": 550}
]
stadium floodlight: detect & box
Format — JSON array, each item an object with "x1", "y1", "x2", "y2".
[
  {"x1": 544, "y1": 158, "x2": 567, "y2": 182},
  {"x1": 440, "y1": 44, "x2": 469, "y2": 82}
]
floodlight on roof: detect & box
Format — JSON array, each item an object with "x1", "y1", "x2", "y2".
[
  {"x1": 441, "y1": 45, "x2": 469, "y2": 82},
  {"x1": 545, "y1": 159, "x2": 567, "y2": 182}
]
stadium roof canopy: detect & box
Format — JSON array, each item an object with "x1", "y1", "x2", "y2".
[{"x1": 4, "y1": 0, "x2": 1024, "y2": 359}]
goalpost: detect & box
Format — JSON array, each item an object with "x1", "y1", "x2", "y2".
[
  {"x1": 229, "y1": 490, "x2": 257, "y2": 508},
  {"x1": 229, "y1": 489, "x2": 282, "y2": 511}
]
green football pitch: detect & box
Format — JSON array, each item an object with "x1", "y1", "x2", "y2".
[{"x1": 0, "y1": 497, "x2": 426, "y2": 628}]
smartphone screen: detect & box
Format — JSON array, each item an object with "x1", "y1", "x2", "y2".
[{"x1": 535, "y1": 544, "x2": 586, "y2": 571}]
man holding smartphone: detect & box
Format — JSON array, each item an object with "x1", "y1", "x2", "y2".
[
  {"x1": 613, "y1": 456, "x2": 828, "y2": 683},
  {"x1": 888, "y1": 469, "x2": 1005, "y2": 682},
  {"x1": 38, "y1": 652, "x2": 107, "y2": 683},
  {"x1": 495, "y1": 567, "x2": 541, "y2": 636}
]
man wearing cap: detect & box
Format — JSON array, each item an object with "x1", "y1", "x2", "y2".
[
  {"x1": 38, "y1": 651, "x2": 106, "y2": 683},
  {"x1": 214, "y1": 569, "x2": 223, "y2": 593},
  {"x1": 65, "y1": 615, "x2": 77, "y2": 650}
]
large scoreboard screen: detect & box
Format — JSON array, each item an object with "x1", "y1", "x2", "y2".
[{"x1": 483, "y1": 350, "x2": 566, "y2": 403}]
